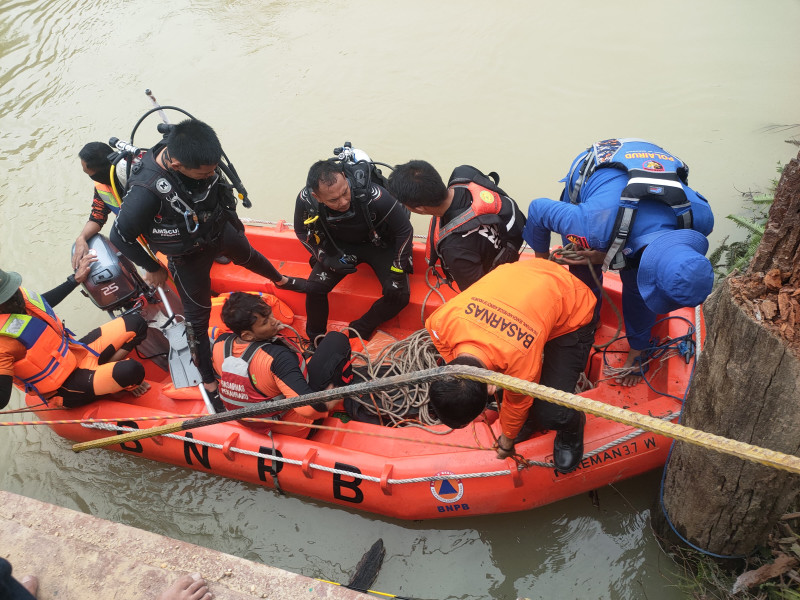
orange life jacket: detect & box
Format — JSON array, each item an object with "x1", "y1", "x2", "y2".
[
  {"x1": 0, "y1": 288, "x2": 78, "y2": 396},
  {"x1": 425, "y1": 181, "x2": 505, "y2": 267}
]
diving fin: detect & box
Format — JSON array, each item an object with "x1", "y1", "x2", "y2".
[{"x1": 157, "y1": 287, "x2": 202, "y2": 389}]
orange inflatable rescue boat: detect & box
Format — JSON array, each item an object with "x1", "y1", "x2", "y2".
[{"x1": 23, "y1": 221, "x2": 701, "y2": 520}]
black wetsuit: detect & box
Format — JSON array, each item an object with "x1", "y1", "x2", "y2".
[
  {"x1": 293, "y1": 182, "x2": 413, "y2": 340},
  {"x1": 433, "y1": 186, "x2": 525, "y2": 291},
  {"x1": 111, "y1": 147, "x2": 282, "y2": 383}
]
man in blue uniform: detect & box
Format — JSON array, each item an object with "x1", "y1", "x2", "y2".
[{"x1": 524, "y1": 138, "x2": 714, "y2": 386}]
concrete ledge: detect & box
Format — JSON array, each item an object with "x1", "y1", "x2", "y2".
[{"x1": 0, "y1": 491, "x2": 370, "y2": 599}]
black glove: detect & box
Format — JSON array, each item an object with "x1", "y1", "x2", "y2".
[
  {"x1": 320, "y1": 252, "x2": 357, "y2": 274},
  {"x1": 383, "y1": 268, "x2": 409, "y2": 301}
]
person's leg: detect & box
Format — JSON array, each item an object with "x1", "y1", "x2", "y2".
[
  {"x1": 348, "y1": 246, "x2": 409, "y2": 340},
  {"x1": 0, "y1": 558, "x2": 37, "y2": 600},
  {"x1": 273, "y1": 331, "x2": 354, "y2": 437},
  {"x1": 170, "y1": 250, "x2": 217, "y2": 385},
  {"x1": 218, "y1": 222, "x2": 282, "y2": 282},
  {"x1": 617, "y1": 268, "x2": 658, "y2": 386},
  {"x1": 533, "y1": 321, "x2": 594, "y2": 473},
  {"x1": 307, "y1": 331, "x2": 353, "y2": 391},
  {"x1": 304, "y1": 262, "x2": 345, "y2": 343},
  {"x1": 570, "y1": 263, "x2": 603, "y2": 323},
  {"x1": 58, "y1": 360, "x2": 146, "y2": 408},
  {"x1": 512, "y1": 322, "x2": 593, "y2": 443},
  {"x1": 79, "y1": 312, "x2": 148, "y2": 364}
]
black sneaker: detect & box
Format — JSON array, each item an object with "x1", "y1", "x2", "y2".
[
  {"x1": 277, "y1": 277, "x2": 307, "y2": 293},
  {"x1": 553, "y1": 413, "x2": 585, "y2": 474}
]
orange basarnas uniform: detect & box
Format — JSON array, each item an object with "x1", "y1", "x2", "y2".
[{"x1": 425, "y1": 259, "x2": 596, "y2": 439}]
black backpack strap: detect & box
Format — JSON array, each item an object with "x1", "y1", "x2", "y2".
[
  {"x1": 448, "y1": 165, "x2": 510, "y2": 198},
  {"x1": 219, "y1": 332, "x2": 235, "y2": 358},
  {"x1": 240, "y1": 340, "x2": 273, "y2": 364}
]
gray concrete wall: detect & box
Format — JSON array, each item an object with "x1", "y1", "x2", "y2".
[{"x1": 0, "y1": 491, "x2": 371, "y2": 599}]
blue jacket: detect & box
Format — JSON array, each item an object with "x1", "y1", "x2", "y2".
[
  {"x1": 524, "y1": 152, "x2": 713, "y2": 256},
  {"x1": 522, "y1": 148, "x2": 714, "y2": 350}
]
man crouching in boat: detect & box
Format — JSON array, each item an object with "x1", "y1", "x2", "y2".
[
  {"x1": 524, "y1": 139, "x2": 714, "y2": 387},
  {"x1": 0, "y1": 262, "x2": 148, "y2": 410},
  {"x1": 212, "y1": 292, "x2": 353, "y2": 438},
  {"x1": 425, "y1": 259, "x2": 596, "y2": 474}
]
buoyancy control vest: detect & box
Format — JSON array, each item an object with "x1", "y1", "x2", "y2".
[
  {"x1": 0, "y1": 288, "x2": 78, "y2": 397},
  {"x1": 216, "y1": 333, "x2": 307, "y2": 417},
  {"x1": 566, "y1": 138, "x2": 693, "y2": 270},
  {"x1": 426, "y1": 165, "x2": 525, "y2": 277},
  {"x1": 301, "y1": 162, "x2": 393, "y2": 250},
  {"x1": 126, "y1": 143, "x2": 233, "y2": 256}
]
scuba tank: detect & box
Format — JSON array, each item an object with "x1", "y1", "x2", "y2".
[
  {"x1": 333, "y1": 141, "x2": 390, "y2": 191},
  {"x1": 332, "y1": 142, "x2": 403, "y2": 246}
]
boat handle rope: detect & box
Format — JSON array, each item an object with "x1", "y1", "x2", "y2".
[
  {"x1": 70, "y1": 365, "x2": 800, "y2": 475},
  {"x1": 76, "y1": 408, "x2": 681, "y2": 478}
]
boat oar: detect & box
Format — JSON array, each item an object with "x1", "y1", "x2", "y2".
[{"x1": 71, "y1": 366, "x2": 800, "y2": 475}]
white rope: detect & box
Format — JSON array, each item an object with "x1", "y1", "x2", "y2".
[
  {"x1": 80, "y1": 410, "x2": 681, "y2": 482},
  {"x1": 695, "y1": 304, "x2": 703, "y2": 357},
  {"x1": 345, "y1": 329, "x2": 443, "y2": 426}
]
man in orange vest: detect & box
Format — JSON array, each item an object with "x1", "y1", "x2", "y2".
[
  {"x1": 0, "y1": 259, "x2": 148, "y2": 410},
  {"x1": 425, "y1": 259, "x2": 596, "y2": 473},
  {"x1": 211, "y1": 292, "x2": 354, "y2": 438}
]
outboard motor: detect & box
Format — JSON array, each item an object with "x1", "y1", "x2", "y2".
[
  {"x1": 72, "y1": 234, "x2": 179, "y2": 373},
  {"x1": 74, "y1": 234, "x2": 148, "y2": 314}
]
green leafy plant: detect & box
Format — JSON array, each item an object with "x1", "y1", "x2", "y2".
[{"x1": 709, "y1": 163, "x2": 782, "y2": 282}]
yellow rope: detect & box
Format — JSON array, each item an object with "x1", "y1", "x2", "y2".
[
  {"x1": 449, "y1": 366, "x2": 800, "y2": 475},
  {"x1": 71, "y1": 364, "x2": 800, "y2": 474}
]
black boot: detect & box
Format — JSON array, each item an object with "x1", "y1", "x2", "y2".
[
  {"x1": 277, "y1": 277, "x2": 307, "y2": 293},
  {"x1": 553, "y1": 413, "x2": 585, "y2": 474}
]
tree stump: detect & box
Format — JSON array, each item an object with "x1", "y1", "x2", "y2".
[{"x1": 654, "y1": 147, "x2": 800, "y2": 556}]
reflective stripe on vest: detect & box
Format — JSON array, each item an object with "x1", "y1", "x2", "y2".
[{"x1": 95, "y1": 181, "x2": 121, "y2": 214}]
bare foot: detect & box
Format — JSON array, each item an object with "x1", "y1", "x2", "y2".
[
  {"x1": 156, "y1": 573, "x2": 212, "y2": 600},
  {"x1": 130, "y1": 381, "x2": 151, "y2": 397},
  {"x1": 20, "y1": 575, "x2": 38, "y2": 598},
  {"x1": 615, "y1": 349, "x2": 645, "y2": 387}
]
